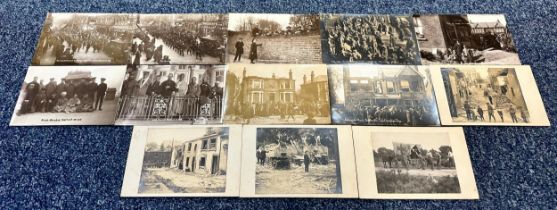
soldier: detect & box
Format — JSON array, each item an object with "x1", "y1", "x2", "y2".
[
  {"x1": 45, "y1": 78, "x2": 58, "y2": 98},
  {"x1": 87, "y1": 79, "x2": 98, "y2": 103},
  {"x1": 160, "y1": 74, "x2": 177, "y2": 98},
  {"x1": 304, "y1": 150, "x2": 311, "y2": 172},
  {"x1": 95, "y1": 78, "x2": 108, "y2": 111},
  {"x1": 233, "y1": 37, "x2": 244, "y2": 62}
]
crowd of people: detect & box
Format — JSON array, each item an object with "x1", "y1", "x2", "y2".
[
  {"x1": 324, "y1": 15, "x2": 418, "y2": 64},
  {"x1": 118, "y1": 71, "x2": 223, "y2": 121},
  {"x1": 338, "y1": 103, "x2": 437, "y2": 126},
  {"x1": 227, "y1": 100, "x2": 328, "y2": 124},
  {"x1": 18, "y1": 76, "x2": 108, "y2": 115},
  {"x1": 40, "y1": 27, "x2": 132, "y2": 65},
  {"x1": 130, "y1": 26, "x2": 225, "y2": 65}
]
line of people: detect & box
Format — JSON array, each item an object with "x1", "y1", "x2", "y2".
[
  {"x1": 19, "y1": 77, "x2": 108, "y2": 115},
  {"x1": 119, "y1": 72, "x2": 223, "y2": 120}
]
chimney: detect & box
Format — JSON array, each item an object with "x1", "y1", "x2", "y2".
[
  {"x1": 303, "y1": 74, "x2": 307, "y2": 84},
  {"x1": 289, "y1": 69, "x2": 293, "y2": 80},
  {"x1": 311, "y1": 71, "x2": 315, "y2": 83}
]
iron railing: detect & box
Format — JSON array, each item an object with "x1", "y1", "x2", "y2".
[{"x1": 116, "y1": 96, "x2": 223, "y2": 121}]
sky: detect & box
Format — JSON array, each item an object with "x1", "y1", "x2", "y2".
[
  {"x1": 467, "y1": 14, "x2": 507, "y2": 26},
  {"x1": 146, "y1": 127, "x2": 218, "y2": 145},
  {"x1": 371, "y1": 132, "x2": 451, "y2": 151},
  {"x1": 228, "y1": 64, "x2": 327, "y2": 91},
  {"x1": 228, "y1": 13, "x2": 295, "y2": 30},
  {"x1": 24, "y1": 66, "x2": 126, "y2": 93}
]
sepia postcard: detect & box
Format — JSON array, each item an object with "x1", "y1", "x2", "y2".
[
  {"x1": 320, "y1": 14, "x2": 421, "y2": 64},
  {"x1": 121, "y1": 125, "x2": 242, "y2": 197},
  {"x1": 429, "y1": 65, "x2": 549, "y2": 126},
  {"x1": 131, "y1": 14, "x2": 228, "y2": 65},
  {"x1": 328, "y1": 64, "x2": 440, "y2": 126},
  {"x1": 414, "y1": 14, "x2": 521, "y2": 65},
  {"x1": 240, "y1": 125, "x2": 358, "y2": 198},
  {"x1": 32, "y1": 13, "x2": 136, "y2": 65},
  {"x1": 115, "y1": 64, "x2": 226, "y2": 125},
  {"x1": 10, "y1": 66, "x2": 127, "y2": 126},
  {"x1": 352, "y1": 126, "x2": 479, "y2": 199},
  {"x1": 227, "y1": 13, "x2": 322, "y2": 64},
  {"x1": 224, "y1": 64, "x2": 331, "y2": 125}
]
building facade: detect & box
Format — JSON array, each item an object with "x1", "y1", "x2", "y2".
[
  {"x1": 170, "y1": 130, "x2": 229, "y2": 175},
  {"x1": 343, "y1": 66, "x2": 430, "y2": 109},
  {"x1": 240, "y1": 68, "x2": 296, "y2": 104}
]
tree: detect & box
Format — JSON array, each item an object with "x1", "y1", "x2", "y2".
[
  {"x1": 145, "y1": 142, "x2": 158, "y2": 152},
  {"x1": 159, "y1": 143, "x2": 165, "y2": 151},
  {"x1": 439, "y1": 145, "x2": 452, "y2": 158}
]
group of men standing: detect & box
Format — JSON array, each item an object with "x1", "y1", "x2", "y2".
[
  {"x1": 119, "y1": 70, "x2": 224, "y2": 120},
  {"x1": 326, "y1": 15, "x2": 418, "y2": 64},
  {"x1": 19, "y1": 76, "x2": 108, "y2": 114}
]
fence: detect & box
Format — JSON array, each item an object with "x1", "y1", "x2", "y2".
[{"x1": 116, "y1": 96, "x2": 223, "y2": 121}]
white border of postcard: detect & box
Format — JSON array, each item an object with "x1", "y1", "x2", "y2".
[
  {"x1": 352, "y1": 126, "x2": 479, "y2": 199},
  {"x1": 428, "y1": 65, "x2": 549, "y2": 126},
  {"x1": 121, "y1": 125, "x2": 242, "y2": 197},
  {"x1": 239, "y1": 124, "x2": 358, "y2": 198}
]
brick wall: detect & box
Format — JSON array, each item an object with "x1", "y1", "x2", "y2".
[{"x1": 227, "y1": 32, "x2": 322, "y2": 63}]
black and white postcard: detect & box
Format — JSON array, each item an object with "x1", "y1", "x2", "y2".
[
  {"x1": 115, "y1": 64, "x2": 226, "y2": 125},
  {"x1": 10, "y1": 66, "x2": 127, "y2": 126},
  {"x1": 429, "y1": 65, "x2": 549, "y2": 126},
  {"x1": 32, "y1": 13, "x2": 136, "y2": 65},
  {"x1": 131, "y1": 14, "x2": 228, "y2": 65},
  {"x1": 352, "y1": 126, "x2": 478, "y2": 199},
  {"x1": 328, "y1": 65, "x2": 440, "y2": 126},
  {"x1": 414, "y1": 14, "x2": 521, "y2": 65},
  {"x1": 240, "y1": 125, "x2": 358, "y2": 198},
  {"x1": 224, "y1": 64, "x2": 331, "y2": 124},
  {"x1": 121, "y1": 125, "x2": 242, "y2": 197},
  {"x1": 320, "y1": 14, "x2": 421, "y2": 64},
  {"x1": 227, "y1": 13, "x2": 322, "y2": 64}
]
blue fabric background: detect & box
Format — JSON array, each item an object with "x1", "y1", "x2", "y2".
[{"x1": 1, "y1": 0, "x2": 556, "y2": 209}]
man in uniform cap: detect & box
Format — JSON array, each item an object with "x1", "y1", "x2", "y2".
[{"x1": 95, "y1": 78, "x2": 108, "y2": 111}]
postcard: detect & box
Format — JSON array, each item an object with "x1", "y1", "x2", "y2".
[
  {"x1": 352, "y1": 126, "x2": 479, "y2": 199},
  {"x1": 121, "y1": 125, "x2": 242, "y2": 197},
  {"x1": 429, "y1": 65, "x2": 549, "y2": 126},
  {"x1": 320, "y1": 14, "x2": 421, "y2": 64},
  {"x1": 224, "y1": 64, "x2": 332, "y2": 124},
  {"x1": 328, "y1": 64, "x2": 440, "y2": 126},
  {"x1": 32, "y1": 13, "x2": 136, "y2": 65},
  {"x1": 414, "y1": 14, "x2": 521, "y2": 65},
  {"x1": 227, "y1": 13, "x2": 322, "y2": 64},
  {"x1": 115, "y1": 64, "x2": 226, "y2": 125},
  {"x1": 10, "y1": 66, "x2": 126, "y2": 126},
  {"x1": 239, "y1": 125, "x2": 358, "y2": 198}
]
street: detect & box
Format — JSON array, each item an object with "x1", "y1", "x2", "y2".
[
  {"x1": 225, "y1": 115, "x2": 331, "y2": 124},
  {"x1": 256, "y1": 163, "x2": 339, "y2": 194},
  {"x1": 375, "y1": 167, "x2": 457, "y2": 177},
  {"x1": 133, "y1": 36, "x2": 220, "y2": 65},
  {"x1": 38, "y1": 41, "x2": 113, "y2": 65},
  {"x1": 139, "y1": 168, "x2": 226, "y2": 194},
  {"x1": 452, "y1": 83, "x2": 526, "y2": 123}
]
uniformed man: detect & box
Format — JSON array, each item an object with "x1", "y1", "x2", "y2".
[{"x1": 95, "y1": 78, "x2": 108, "y2": 111}]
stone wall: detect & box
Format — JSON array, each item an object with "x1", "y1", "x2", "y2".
[{"x1": 227, "y1": 31, "x2": 322, "y2": 63}]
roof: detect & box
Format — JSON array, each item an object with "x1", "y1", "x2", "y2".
[
  {"x1": 312, "y1": 75, "x2": 328, "y2": 82},
  {"x1": 470, "y1": 21, "x2": 504, "y2": 29}
]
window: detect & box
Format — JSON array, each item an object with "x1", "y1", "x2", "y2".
[
  {"x1": 284, "y1": 93, "x2": 292, "y2": 103},
  {"x1": 210, "y1": 138, "x2": 217, "y2": 149},
  {"x1": 202, "y1": 140, "x2": 208, "y2": 150},
  {"x1": 185, "y1": 157, "x2": 190, "y2": 167},
  {"x1": 253, "y1": 80, "x2": 262, "y2": 89},
  {"x1": 199, "y1": 157, "x2": 206, "y2": 167},
  {"x1": 252, "y1": 92, "x2": 262, "y2": 103},
  {"x1": 387, "y1": 81, "x2": 395, "y2": 93},
  {"x1": 269, "y1": 93, "x2": 275, "y2": 101},
  {"x1": 194, "y1": 144, "x2": 197, "y2": 152},
  {"x1": 400, "y1": 80, "x2": 410, "y2": 92},
  {"x1": 375, "y1": 82, "x2": 383, "y2": 93},
  {"x1": 187, "y1": 143, "x2": 192, "y2": 151}
]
